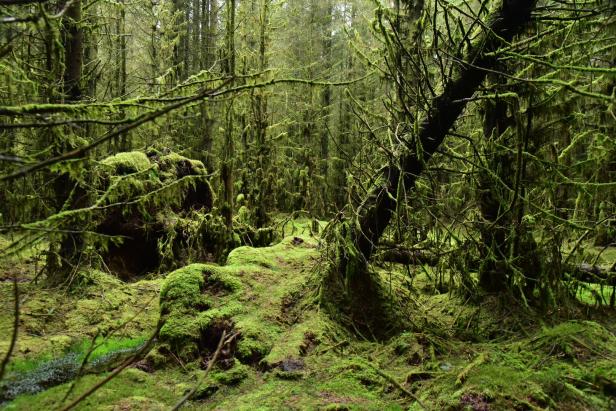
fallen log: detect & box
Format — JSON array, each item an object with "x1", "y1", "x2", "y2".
[
  {"x1": 379, "y1": 248, "x2": 439, "y2": 266},
  {"x1": 566, "y1": 263, "x2": 616, "y2": 286}
]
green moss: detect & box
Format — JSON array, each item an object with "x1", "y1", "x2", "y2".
[
  {"x1": 100, "y1": 151, "x2": 151, "y2": 174},
  {"x1": 159, "y1": 152, "x2": 207, "y2": 176},
  {"x1": 235, "y1": 318, "x2": 278, "y2": 363},
  {"x1": 210, "y1": 360, "x2": 249, "y2": 386},
  {"x1": 0, "y1": 268, "x2": 160, "y2": 378},
  {"x1": 196, "y1": 301, "x2": 243, "y2": 328},
  {"x1": 158, "y1": 263, "x2": 246, "y2": 358},
  {"x1": 264, "y1": 314, "x2": 321, "y2": 366},
  {"x1": 4, "y1": 365, "x2": 188, "y2": 410},
  {"x1": 160, "y1": 264, "x2": 206, "y2": 311},
  {"x1": 226, "y1": 246, "x2": 274, "y2": 268},
  {"x1": 236, "y1": 336, "x2": 273, "y2": 364},
  {"x1": 531, "y1": 320, "x2": 616, "y2": 360},
  {"x1": 206, "y1": 268, "x2": 243, "y2": 292}
]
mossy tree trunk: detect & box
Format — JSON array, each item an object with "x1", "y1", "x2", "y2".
[
  {"x1": 328, "y1": 0, "x2": 538, "y2": 321},
  {"x1": 46, "y1": 0, "x2": 89, "y2": 286},
  {"x1": 476, "y1": 76, "x2": 543, "y2": 297},
  {"x1": 220, "y1": 0, "x2": 236, "y2": 230},
  {"x1": 251, "y1": 0, "x2": 271, "y2": 228},
  {"x1": 477, "y1": 76, "x2": 515, "y2": 293}
]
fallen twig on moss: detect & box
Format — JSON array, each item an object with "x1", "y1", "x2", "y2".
[
  {"x1": 58, "y1": 322, "x2": 163, "y2": 411},
  {"x1": 456, "y1": 352, "x2": 488, "y2": 386},
  {"x1": 170, "y1": 331, "x2": 239, "y2": 411},
  {"x1": 365, "y1": 362, "x2": 428, "y2": 410}
]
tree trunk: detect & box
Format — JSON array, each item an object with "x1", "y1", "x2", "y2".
[
  {"x1": 252, "y1": 0, "x2": 271, "y2": 228},
  {"x1": 477, "y1": 76, "x2": 515, "y2": 292},
  {"x1": 116, "y1": 0, "x2": 128, "y2": 151},
  {"x1": 220, "y1": 0, "x2": 236, "y2": 229},
  {"x1": 47, "y1": 0, "x2": 87, "y2": 286},
  {"x1": 330, "y1": 0, "x2": 538, "y2": 314}
]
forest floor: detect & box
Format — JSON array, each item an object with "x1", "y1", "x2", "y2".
[{"x1": 0, "y1": 222, "x2": 615, "y2": 410}]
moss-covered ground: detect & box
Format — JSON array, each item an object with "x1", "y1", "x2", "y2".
[{"x1": 1, "y1": 230, "x2": 615, "y2": 410}]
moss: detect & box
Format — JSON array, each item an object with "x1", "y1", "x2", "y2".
[
  {"x1": 156, "y1": 236, "x2": 320, "y2": 366},
  {"x1": 105, "y1": 396, "x2": 167, "y2": 410},
  {"x1": 0, "y1": 268, "x2": 160, "y2": 380},
  {"x1": 263, "y1": 314, "x2": 322, "y2": 366},
  {"x1": 531, "y1": 320, "x2": 616, "y2": 361},
  {"x1": 236, "y1": 336, "x2": 273, "y2": 364},
  {"x1": 234, "y1": 317, "x2": 278, "y2": 363},
  {"x1": 1, "y1": 335, "x2": 149, "y2": 402},
  {"x1": 4, "y1": 365, "x2": 188, "y2": 410},
  {"x1": 100, "y1": 151, "x2": 151, "y2": 174},
  {"x1": 196, "y1": 301, "x2": 243, "y2": 328},
  {"x1": 206, "y1": 268, "x2": 243, "y2": 293},
  {"x1": 159, "y1": 264, "x2": 206, "y2": 312},
  {"x1": 158, "y1": 263, "x2": 246, "y2": 358},
  {"x1": 210, "y1": 360, "x2": 249, "y2": 386},
  {"x1": 159, "y1": 152, "x2": 207, "y2": 177},
  {"x1": 226, "y1": 245, "x2": 274, "y2": 269},
  {"x1": 11, "y1": 227, "x2": 616, "y2": 411}
]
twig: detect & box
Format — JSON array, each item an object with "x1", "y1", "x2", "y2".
[
  {"x1": 58, "y1": 322, "x2": 163, "y2": 411},
  {"x1": 170, "y1": 331, "x2": 237, "y2": 411},
  {"x1": 366, "y1": 362, "x2": 428, "y2": 410},
  {"x1": 456, "y1": 353, "x2": 487, "y2": 386},
  {"x1": 317, "y1": 340, "x2": 349, "y2": 355}
]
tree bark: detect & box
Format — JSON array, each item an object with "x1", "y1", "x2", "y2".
[
  {"x1": 380, "y1": 248, "x2": 439, "y2": 266},
  {"x1": 477, "y1": 76, "x2": 515, "y2": 292},
  {"x1": 220, "y1": 0, "x2": 236, "y2": 229}
]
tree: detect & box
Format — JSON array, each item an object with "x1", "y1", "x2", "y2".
[{"x1": 325, "y1": 0, "x2": 538, "y2": 330}]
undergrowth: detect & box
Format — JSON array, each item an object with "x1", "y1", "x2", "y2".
[{"x1": 1, "y1": 233, "x2": 615, "y2": 410}]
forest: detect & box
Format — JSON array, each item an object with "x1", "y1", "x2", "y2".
[{"x1": 0, "y1": 0, "x2": 615, "y2": 409}]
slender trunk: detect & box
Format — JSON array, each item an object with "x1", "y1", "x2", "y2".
[
  {"x1": 47, "y1": 0, "x2": 87, "y2": 286},
  {"x1": 116, "y1": 0, "x2": 128, "y2": 151},
  {"x1": 220, "y1": 0, "x2": 236, "y2": 229},
  {"x1": 252, "y1": 0, "x2": 270, "y2": 228},
  {"x1": 477, "y1": 76, "x2": 513, "y2": 292}
]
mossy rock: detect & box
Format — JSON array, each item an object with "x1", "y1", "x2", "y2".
[
  {"x1": 158, "y1": 263, "x2": 243, "y2": 361},
  {"x1": 158, "y1": 152, "x2": 208, "y2": 178},
  {"x1": 210, "y1": 360, "x2": 249, "y2": 386}
]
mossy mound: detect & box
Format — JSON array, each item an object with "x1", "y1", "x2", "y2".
[
  {"x1": 100, "y1": 151, "x2": 152, "y2": 175},
  {"x1": 154, "y1": 235, "x2": 321, "y2": 366},
  {"x1": 0, "y1": 336, "x2": 147, "y2": 402},
  {"x1": 402, "y1": 320, "x2": 616, "y2": 410},
  {"x1": 0, "y1": 254, "x2": 162, "y2": 404},
  {"x1": 0, "y1": 264, "x2": 160, "y2": 371},
  {"x1": 3, "y1": 367, "x2": 187, "y2": 410},
  {"x1": 93, "y1": 149, "x2": 215, "y2": 278}
]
